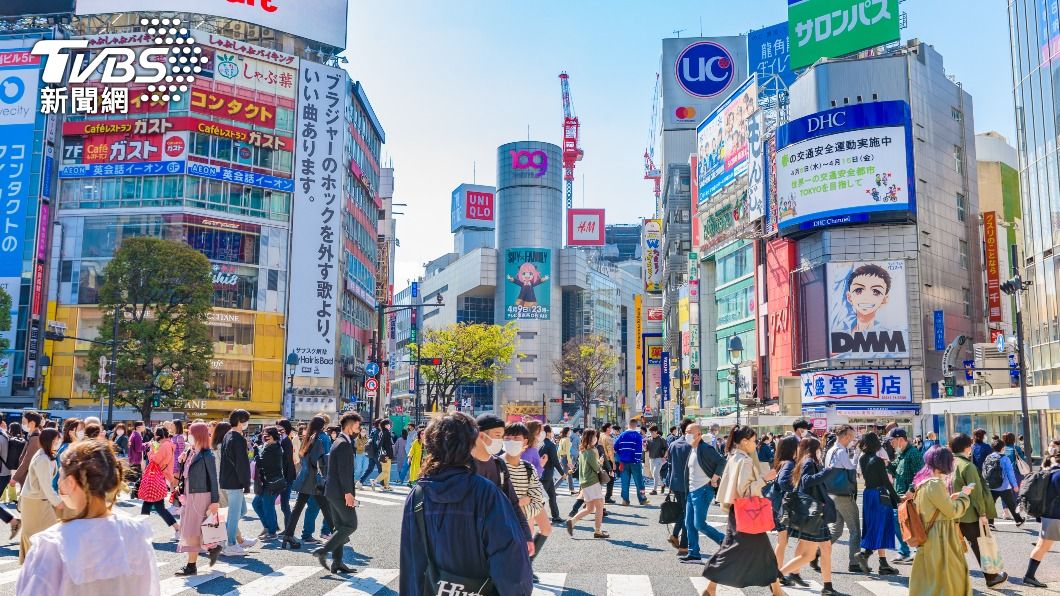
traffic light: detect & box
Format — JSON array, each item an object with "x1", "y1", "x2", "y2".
[
  {"x1": 151, "y1": 397, "x2": 161, "y2": 408},
  {"x1": 943, "y1": 377, "x2": 956, "y2": 397},
  {"x1": 418, "y1": 357, "x2": 443, "y2": 366}
]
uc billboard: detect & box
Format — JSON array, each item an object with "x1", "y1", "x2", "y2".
[{"x1": 775, "y1": 100, "x2": 915, "y2": 234}]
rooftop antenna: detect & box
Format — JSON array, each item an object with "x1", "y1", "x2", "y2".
[
  {"x1": 473, "y1": 161, "x2": 476, "y2": 184},
  {"x1": 673, "y1": 29, "x2": 685, "y2": 38},
  {"x1": 699, "y1": 17, "x2": 703, "y2": 37},
  {"x1": 527, "y1": 124, "x2": 531, "y2": 140}
]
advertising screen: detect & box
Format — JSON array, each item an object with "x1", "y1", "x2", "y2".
[
  {"x1": 661, "y1": 36, "x2": 748, "y2": 130},
  {"x1": 504, "y1": 248, "x2": 552, "y2": 320},
  {"x1": 566, "y1": 208, "x2": 605, "y2": 246},
  {"x1": 788, "y1": 0, "x2": 900, "y2": 70},
  {"x1": 75, "y1": 0, "x2": 349, "y2": 49},
  {"x1": 776, "y1": 100, "x2": 914, "y2": 233},
  {"x1": 748, "y1": 22, "x2": 797, "y2": 89},
  {"x1": 285, "y1": 61, "x2": 344, "y2": 378},
  {"x1": 801, "y1": 368, "x2": 912, "y2": 404},
  {"x1": 827, "y1": 260, "x2": 909, "y2": 359},
  {"x1": 642, "y1": 219, "x2": 663, "y2": 293},
  {"x1": 696, "y1": 76, "x2": 757, "y2": 204}
]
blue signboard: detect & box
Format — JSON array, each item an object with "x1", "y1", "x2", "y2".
[
  {"x1": 675, "y1": 41, "x2": 736, "y2": 98},
  {"x1": 775, "y1": 100, "x2": 916, "y2": 233},
  {"x1": 59, "y1": 161, "x2": 186, "y2": 178},
  {"x1": 187, "y1": 163, "x2": 294, "y2": 192},
  {"x1": 933, "y1": 310, "x2": 945, "y2": 351},
  {"x1": 747, "y1": 21, "x2": 797, "y2": 89},
  {"x1": 660, "y1": 351, "x2": 671, "y2": 404},
  {"x1": 410, "y1": 281, "x2": 418, "y2": 298},
  {"x1": 365, "y1": 362, "x2": 380, "y2": 377}
]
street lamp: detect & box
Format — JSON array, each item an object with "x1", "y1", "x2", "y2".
[
  {"x1": 728, "y1": 335, "x2": 743, "y2": 426},
  {"x1": 285, "y1": 351, "x2": 298, "y2": 420},
  {"x1": 1000, "y1": 274, "x2": 1034, "y2": 471}
]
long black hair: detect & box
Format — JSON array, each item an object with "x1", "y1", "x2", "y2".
[
  {"x1": 858, "y1": 431, "x2": 882, "y2": 456},
  {"x1": 421, "y1": 413, "x2": 478, "y2": 477},
  {"x1": 772, "y1": 435, "x2": 799, "y2": 472},
  {"x1": 300, "y1": 415, "x2": 326, "y2": 458}
]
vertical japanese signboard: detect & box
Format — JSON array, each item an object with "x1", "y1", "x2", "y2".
[
  {"x1": 747, "y1": 21, "x2": 797, "y2": 88},
  {"x1": 745, "y1": 111, "x2": 767, "y2": 222},
  {"x1": 788, "y1": 0, "x2": 900, "y2": 70},
  {"x1": 642, "y1": 219, "x2": 663, "y2": 293},
  {"x1": 504, "y1": 247, "x2": 552, "y2": 320},
  {"x1": 660, "y1": 351, "x2": 671, "y2": 404},
  {"x1": 634, "y1": 294, "x2": 643, "y2": 394},
  {"x1": 0, "y1": 41, "x2": 41, "y2": 391},
  {"x1": 287, "y1": 61, "x2": 341, "y2": 379},
  {"x1": 983, "y1": 211, "x2": 1002, "y2": 322}
]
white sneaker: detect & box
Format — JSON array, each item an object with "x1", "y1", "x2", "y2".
[
  {"x1": 370, "y1": 480, "x2": 377, "y2": 491},
  {"x1": 238, "y1": 537, "x2": 257, "y2": 549},
  {"x1": 356, "y1": 481, "x2": 363, "y2": 489},
  {"x1": 221, "y1": 544, "x2": 247, "y2": 557}
]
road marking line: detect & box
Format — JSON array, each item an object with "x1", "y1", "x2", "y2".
[
  {"x1": 353, "y1": 495, "x2": 400, "y2": 507},
  {"x1": 321, "y1": 567, "x2": 400, "y2": 595},
  {"x1": 690, "y1": 577, "x2": 745, "y2": 595},
  {"x1": 0, "y1": 568, "x2": 20, "y2": 586},
  {"x1": 532, "y1": 572, "x2": 567, "y2": 596},
  {"x1": 358, "y1": 491, "x2": 408, "y2": 502},
  {"x1": 219, "y1": 565, "x2": 320, "y2": 596},
  {"x1": 159, "y1": 562, "x2": 247, "y2": 596},
  {"x1": 607, "y1": 574, "x2": 653, "y2": 596},
  {"x1": 857, "y1": 579, "x2": 911, "y2": 596}
]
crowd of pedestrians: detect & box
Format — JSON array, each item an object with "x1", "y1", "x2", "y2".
[{"x1": 0, "y1": 406, "x2": 1056, "y2": 595}]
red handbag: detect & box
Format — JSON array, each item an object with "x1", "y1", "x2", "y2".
[
  {"x1": 734, "y1": 495, "x2": 775, "y2": 534},
  {"x1": 137, "y1": 461, "x2": 168, "y2": 503}
]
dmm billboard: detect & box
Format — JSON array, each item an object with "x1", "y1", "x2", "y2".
[{"x1": 827, "y1": 260, "x2": 909, "y2": 360}]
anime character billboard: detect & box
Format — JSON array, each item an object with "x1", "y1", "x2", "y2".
[
  {"x1": 827, "y1": 260, "x2": 909, "y2": 359},
  {"x1": 505, "y1": 247, "x2": 552, "y2": 320}
]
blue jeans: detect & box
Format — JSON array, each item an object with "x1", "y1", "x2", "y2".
[
  {"x1": 224, "y1": 489, "x2": 246, "y2": 546},
  {"x1": 354, "y1": 454, "x2": 368, "y2": 483},
  {"x1": 685, "y1": 484, "x2": 724, "y2": 557},
  {"x1": 620, "y1": 462, "x2": 646, "y2": 503},
  {"x1": 303, "y1": 494, "x2": 333, "y2": 539},
  {"x1": 252, "y1": 490, "x2": 279, "y2": 534},
  {"x1": 893, "y1": 509, "x2": 911, "y2": 556},
  {"x1": 278, "y1": 481, "x2": 292, "y2": 527},
  {"x1": 397, "y1": 458, "x2": 409, "y2": 484},
  {"x1": 359, "y1": 457, "x2": 378, "y2": 484}
]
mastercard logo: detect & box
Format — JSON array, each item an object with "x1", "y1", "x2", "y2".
[{"x1": 675, "y1": 106, "x2": 697, "y2": 120}]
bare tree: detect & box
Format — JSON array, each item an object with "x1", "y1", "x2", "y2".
[{"x1": 554, "y1": 335, "x2": 620, "y2": 428}]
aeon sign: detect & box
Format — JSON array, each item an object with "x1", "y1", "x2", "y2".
[
  {"x1": 675, "y1": 41, "x2": 735, "y2": 98},
  {"x1": 510, "y1": 149, "x2": 548, "y2": 177}
]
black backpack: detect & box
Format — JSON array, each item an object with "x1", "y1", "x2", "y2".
[
  {"x1": 982, "y1": 453, "x2": 1004, "y2": 489},
  {"x1": 4, "y1": 434, "x2": 24, "y2": 473},
  {"x1": 1018, "y1": 468, "x2": 1054, "y2": 518}
]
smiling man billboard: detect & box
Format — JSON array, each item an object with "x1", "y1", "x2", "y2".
[{"x1": 827, "y1": 260, "x2": 909, "y2": 359}]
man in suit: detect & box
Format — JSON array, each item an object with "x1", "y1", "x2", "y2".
[
  {"x1": 539, "y1": 425, "x2": 567, "y2": 523},
  {"x1": 664, "y1": 418, "x2": 695, "y2": 557},
  {"x1": 315, "y1": 412, "x2": 360, "y2": 574}
]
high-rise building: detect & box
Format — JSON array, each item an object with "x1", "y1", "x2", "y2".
[{"x1": 975, "y1": 131, "x2": 1021, "y2": 341}]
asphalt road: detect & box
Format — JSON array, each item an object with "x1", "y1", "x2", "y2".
[{"x1": 0, "y1": 480, "x2": 1057, "y2": 595}]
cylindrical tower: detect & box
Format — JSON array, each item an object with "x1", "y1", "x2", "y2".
[{"x1": 495, "y1": 141, "x2": 563, "y2": 414}]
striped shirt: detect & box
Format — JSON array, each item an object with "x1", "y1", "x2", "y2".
[{"x1": 507, "y1": 459, "x2": 545, "y2": 520}]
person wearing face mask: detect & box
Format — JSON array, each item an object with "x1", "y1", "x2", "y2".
[
  {"x1": 111, "y1": 423, "x2": 129, "y2": 458},
  {"x1": 663, "y1": 419, "x2": 696, "y2": 557},
  {"x1": 503, "y1": 423, "x2": 550, "y2": 578},
  {"x1": 792, "y1": 419, "x2": 811, "y2": 440},
  {"x1": 819, "y1": 425, "x2": 870, "y2": 574},
  {"x1": 17, "y1": 439, "x2": 160, "y2": 595},
  {"x1": 672, "y1": 421, "x2": 725, "y2": 563},
  {"x1": 472, "y1": 414, "x2": 534, "y2": 557},
  {"x1": 52, "y1": 419, "x2": 83, "y2": 502}
]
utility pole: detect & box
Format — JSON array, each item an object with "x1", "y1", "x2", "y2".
[
  {"x1": 1001, "y1": 275, "x2": 1034, "y2": 470},
  {"x1": 107, "y1": 304, "x2": 118, "y2": 427}
]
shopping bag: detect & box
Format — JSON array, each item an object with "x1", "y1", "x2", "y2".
[
  {"x1": 200, "y1": 512, "x2": 227, "y2": 546},
  {"x1": 137, "y1": 462, "x2": 168, "y2": 503},
  {"x1": 977, "y1": 519, "x2": 1004, "y2": 575},
  {"x1": 733, "y1": 495, "x2": 775, "y2": 534}
]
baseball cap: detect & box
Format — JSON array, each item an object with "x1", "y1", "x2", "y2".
[
  {"x1": 476, "y1": 414, "x2": 505, "y2": 433},
  {"x1": 885, "y1": 428, "x2": 908, "y2": 441}
]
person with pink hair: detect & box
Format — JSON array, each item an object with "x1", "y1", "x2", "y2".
[{"x1": 507, "y1": 262, "x2": 549, "y2": 307}]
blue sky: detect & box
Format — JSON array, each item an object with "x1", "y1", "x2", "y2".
[{"x1": 346, "y1": 1, "x2": 1014, "y2": 285}]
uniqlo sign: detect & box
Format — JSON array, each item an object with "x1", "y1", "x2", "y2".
[
  {"x1": 466, "y1": 191, "x2": 494, "y2": 221},
  {"x1": 567, "y1": 208, "x2": 606, "y2": 246}
]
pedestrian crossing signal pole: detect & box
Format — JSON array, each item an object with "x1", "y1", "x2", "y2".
[{"x1": 1000, "y1": 275, "x2": 1033, "y2": 471}]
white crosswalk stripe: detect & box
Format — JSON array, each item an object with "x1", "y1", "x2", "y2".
[
  {"x1": 320, "y1": 567, "x2": 400, "y2": 595},
  {"x1": 532, "y1": 572, "x2": 567, "y2": 596},
  {"x1": 782, "y1": 579, "x2": 823, "y2": 596},
  {"x1": 607, "y1": 573, "x2": 655, "y2": 596},
  {"x1": 219, "y1": 565, "x2": 320, "y2": 596},
  {"x1": 856, "y1": 579, "x2": 910, "y2": 596},
  {"x1": 690, "y1": 577, "x2": 744, "y2": 595},
  {"x1": 158, "y1": 562, "x2": 247, "y2": 596}
]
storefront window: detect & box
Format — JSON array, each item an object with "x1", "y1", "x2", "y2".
[
  {"x1": 186, "y1": 225, "x2": 259, "y2": 264},
  {"x1": 212, "y1": 264, "x2": 258, "y2": 310},
  {"x1": 210, "y1": 321, "x2": 255, "y2": 356},
  {"x1": 716, "y1": 243, "x2": 753, "y2": 287},
  {"x1": 208, "y1": 359, "x2": 252, "y2": 401}
]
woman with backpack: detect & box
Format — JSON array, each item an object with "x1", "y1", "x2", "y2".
[
  {"x1": 777, "y1": 436, "x2": 842, "y2": 595},
  {"x1": 984, "y1": 439, "x2": 1025, "y2": 526},
  {"x1": 907, "y1": 447, "x2": 975, "y2": 596},
  {"x1": 1023, "y1": 451, "x2": 1060, "y2": 587}
]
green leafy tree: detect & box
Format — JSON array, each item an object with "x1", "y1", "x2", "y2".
[
  {"x1": 414, "y1": 322, "x2": 519, "y2": 412},
  {"x1": 88, "y1": 237, "x2": 214, "y2": 421},
  {"x1": 554, "y1": 335, "x2": 620, "y2": 428},
  {"x1": 0, "y1": 285, "x2": 11, "y2": 352}
]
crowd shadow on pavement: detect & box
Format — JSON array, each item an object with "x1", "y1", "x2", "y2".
[{"x1": 605, "y1": 538, "x2": 665, "y2": 552}]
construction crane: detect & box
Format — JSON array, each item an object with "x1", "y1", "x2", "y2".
[
  {"x1": 643, "y1": 73, "x2": 662, "y2": 207},
  {"x1": 559, "y1": 72, "x2": 583, "y2": 209}
]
